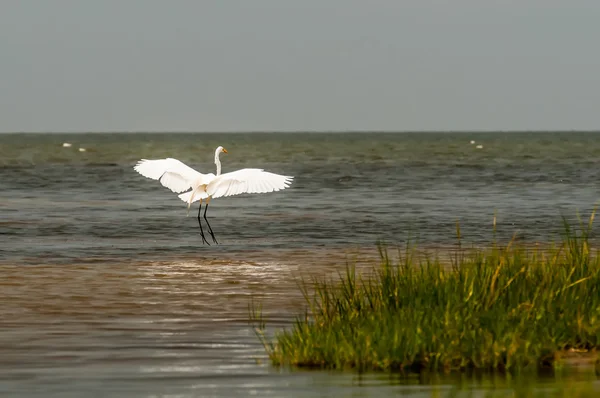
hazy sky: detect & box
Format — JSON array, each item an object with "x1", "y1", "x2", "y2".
[{"x1": 1, "y1": 0, "x2": 599, "y2": 132}]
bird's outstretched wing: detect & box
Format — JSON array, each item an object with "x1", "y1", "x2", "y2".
[
  {"x1": 206, "y1": 168, "x2": 294, "y2": 199},
  {"x1": 134, "y1": 158, "x2": 213, "y2": 193}
]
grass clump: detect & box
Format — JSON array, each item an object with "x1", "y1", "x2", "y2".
[{"x1": 251, "y1": 212, "x2": 600, "y2": 373}]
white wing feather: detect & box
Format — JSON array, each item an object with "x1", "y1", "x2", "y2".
[
  {"x1": 206, "y1": 168, "x2": 294, "y2": 199},
  {"x1": 134, "y1": 158, "x2": 213, "y2": 193}
]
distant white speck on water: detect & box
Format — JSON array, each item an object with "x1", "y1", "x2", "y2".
[
  {"x1": 470, "y1": 140, "x2": 475, "y2": 144},
  {"x1": 476, "y1": 145, "x2": 483, "y2": 149},
  {"x1": 62, "y1": 142, "x2": 72, "y2": 147},
  {"x1": 79, "y1": 147, "x2": 86, "y2": 152}
]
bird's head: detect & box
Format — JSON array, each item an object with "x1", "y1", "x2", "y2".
[{"x1": 216, "y1": 146, "x2": 228, "y2": 155}]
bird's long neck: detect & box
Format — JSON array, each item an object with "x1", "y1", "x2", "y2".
[{"x1": 215, "y1": 152, "x2": 222, "y2": 176}]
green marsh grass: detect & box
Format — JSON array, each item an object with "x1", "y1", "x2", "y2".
[{"x1": 251, "y1": 212, "x2": 600, "y2": 373}]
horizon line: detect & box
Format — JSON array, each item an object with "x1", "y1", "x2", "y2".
[{"x1": 2, "y1": 129, "x2": 600, "y2": 134}]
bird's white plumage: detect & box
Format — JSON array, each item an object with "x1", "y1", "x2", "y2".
[
  {"x1": 206, "y1": 168, "x2": 293, "y2": 199},
  {"x1": 134, "y1": 158, "x2": 213, "y2": 193},
  {"x1": 134, "y1": 147, "x2": 293, "y2": 206},
  {"x1": 178, "y1": 188, "x2": 209, "y2": 204}
]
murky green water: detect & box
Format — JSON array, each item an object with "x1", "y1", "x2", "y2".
[{"x1": 1, "y1": 132, "x2": 599, "y2": 396}]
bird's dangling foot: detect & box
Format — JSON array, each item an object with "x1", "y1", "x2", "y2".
[
  {"x1": 197, "y1": 203, "x2": 210, "y2": 245},
  {"x1": 199, "y1": 228, "x2": 210, "y2": 245},
  {"x1": 203, "y1": 202, "x2": 219, "y2": 244},
  {"x1": 207, "y1": 227, "x2": 218, "y2": 245}
]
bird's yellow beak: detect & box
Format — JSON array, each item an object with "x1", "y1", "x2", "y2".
[{"x1": 222, "y1": 148, "x2": 228, "y2": 153}]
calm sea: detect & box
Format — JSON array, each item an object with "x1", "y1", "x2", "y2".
[{"x1": 1, "y1": 132, "x2": 600, "y2": 397}]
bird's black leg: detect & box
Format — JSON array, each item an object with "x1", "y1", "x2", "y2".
[
  {"x1": 197, "y1": 202, "x2": 210, "y2": 245},
  {"x1": 203, "y1": 202, "x2": 219, "y2": 244}
]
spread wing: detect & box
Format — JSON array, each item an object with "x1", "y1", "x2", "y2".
[
  {"x1": 206, "y1": 168, "x2": 294, "y2": 199},
  {"x1": 134, "y1": 158, "x2": 213, "y2": 193}
]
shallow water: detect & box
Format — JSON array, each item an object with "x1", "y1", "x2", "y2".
[{"x1": 1, "y1": 132, "x2": 600, "y2": 396}]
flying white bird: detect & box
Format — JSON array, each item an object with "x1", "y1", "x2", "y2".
[{"x1": 133, "y1": 146, "x2": 294, "y2": 244}]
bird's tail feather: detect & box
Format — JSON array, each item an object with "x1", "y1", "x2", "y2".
[{"x1": 179, "y1": 187, "x2": 208, "y2": 216}]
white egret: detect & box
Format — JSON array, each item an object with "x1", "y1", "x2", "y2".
[{"x1": 133, "y1": 146, "x2": 293, "y2": 244}]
